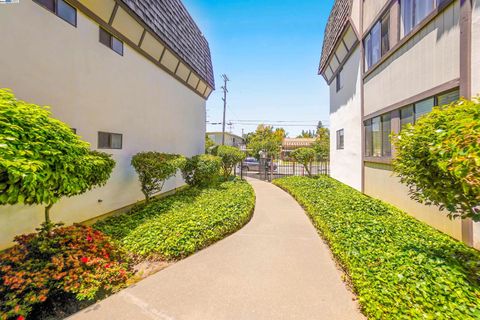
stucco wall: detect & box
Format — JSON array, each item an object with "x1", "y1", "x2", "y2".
[
  {"x1": 364, "y1": 1, "x2": 460, "y2": 116},
  {"x1": 329, "y1": 47, "x2": 362, "y2": 191},
  {"x1": 0, "y1": 2, "x2": 206, "y2": 249},
  {"x1": 363, "y1": 0, "x2": 389, "y2": 33},
  {"x1": 364, "y1": 163, "x2": 463, "y2": 241},
  {"x1": 473, "y1": 0, "x2": 480, "y2": 97}
]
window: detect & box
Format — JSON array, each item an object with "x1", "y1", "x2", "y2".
[
  {"x1": 401, "y1": 0, "x2": 436, "y2": 37},
  {"x1": 98, "y1": 132, "x2": 123, "y2": 149},
  {"x1": 414, "y1": 98, "x2": 435, "y2": 119},
  {"x1": 336, "y1": 68, "x2": 343, "y2": 92},
  {"x1": 400, "y1": 105, "x2": 414, "y2": 128},
  {"x1": 381, "y1": 14, "x2": 390, "y2": 56},
  {"x1": 33, "y1": 0, "x2": 77, "y2": 26},
  {"x1": 336, "y1": 129, "x2": 344, "y2": 150},
  {"x1": 99, "y1": 28, "x2": 123, "y2": 56},
  {"x1": 365, "y1": 113, "x2": 392, "y2": 157},
  {"x1": 437, "y1": 90, "x2": 460, "y2": 106},
  {"x1": 365, "y1": 22, "x2": 381, "y2": 70}
]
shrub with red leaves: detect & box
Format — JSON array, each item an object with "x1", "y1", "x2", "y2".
[{"x1": 0, "y1": 224, "x2": 132, "y2": 320}]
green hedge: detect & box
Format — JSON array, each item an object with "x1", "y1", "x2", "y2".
[
  {"x1": 94, "y1": 180, "x2": 255, "y2": 260},
  {"x1": 273, "y1": 176, "x2": 480, "y2": 320}
]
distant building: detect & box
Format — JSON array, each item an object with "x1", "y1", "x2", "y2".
[
  {"x1": 207, "y1": 132, "x2": 245, "y2": 148},
  {"x1": 319, "y1": 0, "x2": 480, "y2": 248},
  {"x1": 281, "y1": 138, "x2": 315, "y2": 159}
]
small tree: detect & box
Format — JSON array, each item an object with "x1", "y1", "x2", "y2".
[
  {"x1": 131, "y1": 152, "x2": 186, "y2": 203},
  {"x1": 247, "y1": 125, "x2": 282, "y2": 158},
  {"x1": 392, "y1": 98, "x2": 480, "y2": 220},
  {"x1": 205, "y1": 134, "x2": 216, "y2": 154},
  {"x1": 0, "y1": 89, "x2": 115, "y2": 229},
  {"x1": 312, "y1": 124, "x2": 330, "y2": 161},
  {"x1": 291, "y1": 147, "x2": 316, "y2": 177},
  {"x1": 182, "y1": 154, "x2": 221, "y2": 186},
  {"x1": 216, "y1": 145, "x2": 245, "y2": 179}
]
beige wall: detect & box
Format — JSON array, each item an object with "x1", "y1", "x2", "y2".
[
  {"x1": 329, "y1": 47, "x2": 363, "y2": 191},
  {"x1": 0, "y1": 1, "x2": 206, "y2": 249},
  {"x1": 473, "y1": 0, "x2": 480, "y2": 97},
  {"x1": 364, "y1": 163, "x2": 463, "y2": 241},
  {"x1": 363, "y1": 0, "x2": 389, "y2": 33},
  {"x1": 350, "y1": 0, "x2": 361, "y2": 34},
  {"x1": 364, "y1": 1, "x2": 460, "y2": 116}
]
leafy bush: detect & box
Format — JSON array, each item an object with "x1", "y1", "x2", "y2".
[
  {"x1": 215, "y1": 145, "x2": 245, "y2": 179},
  {"x1": 95, "y1": 180, "x2": 255, "y2": 260},
  {"x1": 205, "y1": 134, "x2": 216, "y2": 154},
  {"x1": 290, "y1": 147, "x2": 316, "y2": 177},
  {"x1": 131, "y1": 152, "x2": 186, "y2": 203},
  {"x1": 392, "y1": 98, "x2": 480, "y2": 220},
  {"x1": 0, "y1": 224, "x2": 131, "y2": 320},
  {"x1": 182, "y1": 154, "x2": 221, "y2": 186},
  {"x1": 273, "y1": 176, "x2": 480, "y2": 320},
  {"x1": 0, "y1": 89, "x2": 115, "y2": 226}
]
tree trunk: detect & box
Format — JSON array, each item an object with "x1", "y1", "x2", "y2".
[{"x1": 45, "y1": 203, "x2": 53, "y2": 224}]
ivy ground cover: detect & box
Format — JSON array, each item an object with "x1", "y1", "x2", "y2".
[
  {"x1": 95, "y1": 180, "x2": 255, "y2": 260},
  {"x1": 273, "y1": 176, "x2": 480, "y2": 320}
]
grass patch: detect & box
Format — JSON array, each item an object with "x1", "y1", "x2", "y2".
[
  {"x1": 95, "y1": 179, "x2": 255, "y2": 260},
  {"x1": 273, "y1": 176, "x2": 480, "y2": 319}
]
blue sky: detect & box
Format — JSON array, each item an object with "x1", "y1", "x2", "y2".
[{"x1": 182, "y1": 0, "x2": 335, "y2": 137}]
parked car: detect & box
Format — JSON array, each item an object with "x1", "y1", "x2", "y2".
[{"x1": 241, "y1": 157, "x2": 277, "y2": 172}]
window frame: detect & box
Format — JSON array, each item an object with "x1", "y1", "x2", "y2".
[
  {"x1": 99, "y1": 27, "x2": 124, "y2": 56},
  {"x1": 33, "y1": 0, "x2": 77, "y2": 27},
  {"x1": 336, "y1": 129, "x2": 345, "y2": 150},
  {"x1": 336, "y1": 67, "x2": 343, "y2": 92},
  {"x1": 98, "y1": 132, "x2": 123, "y2": 150}
]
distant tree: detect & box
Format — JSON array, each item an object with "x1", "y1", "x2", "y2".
[
  {"x1": 205, "y1": 134, "x2": 215, "y2": 154},
  {"x1": 290, "y1": 147, "x2": 316, "y2": 177},
  {"x1": 313, "y1": 123, "x2": 330, "y2": 160},
  {"x1": 0, "y1": 89, "x2": 115, "y2": 229},
  {"x1": 392, "y1": 98, "x2": 480, "y2": 221},
  {"x1": 247, "y1": 125, "x2": 282, "y2": 158},
  {"x1": 215, "y1": 145, "x2": 245, "y2": 179},
  {"x1": 131, "y1": 152, "x2": 186, "y2": 203},
  {"x1": 297, "y1": 130, "x2": 315, "y2": 138}
]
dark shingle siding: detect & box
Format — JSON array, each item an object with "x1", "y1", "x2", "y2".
[
  {"x1": 319, "y1": 0, "x2": 353, "y2": 75},
  {"x1": 120, "y1": 0, "x2": 215, "y2": 89}
]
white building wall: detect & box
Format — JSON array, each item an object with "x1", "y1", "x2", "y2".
[
  {"x1": 329, "y1": 46, "x2": 362, "y2": 191},
  {"x1": 364, "y1": 1, "x2": 460, "y2": 116},
  {"x1": 472, "y1": 0, "x2": 480, "y2": 249},
  {"x1": 0, "y1": 1, "x2": 206, "y2": 248}
]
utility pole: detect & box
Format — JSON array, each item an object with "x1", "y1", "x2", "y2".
[{"x1": 221, "y1": 74, "x2": 229, "y2": 145}]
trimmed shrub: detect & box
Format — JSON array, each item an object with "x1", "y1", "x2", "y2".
[
  {"x1": 215, "y1": 145, "x2": 245, "y2": 179},
  {"x1": 131, "y1": 152, "x2": 186, "y2": 203},
  {"x1": 95, "y1": 180, "x2": 255, "y2": 260},
  {"x1": 0, "y1": 225, "x2": 131, "y2": 320},
  {"x1": 290, "y1": 147, "x2": 316, "y2": 177},
  {"x1": 274, "y1": 176, "x2": 480, "y2": 319},
  {"x1": 182, "y1": 154, "x2": 221, "y2": 186},
  {"x1": 392, "y1": 97, "x2": 480, "y2": 220},
  {"x1": 0, "y1": 89, "x2": 115, "y2": 227}
]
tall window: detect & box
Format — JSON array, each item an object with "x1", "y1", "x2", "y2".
[
  {"x1": 381, "y1": 14, "x2": 390, "y2": 56},
  {"x1": 336, "y1": 129, "x2": 344, "y2": 150},
  {"x1": 401, "y1": 0, "x2": 436, "y2": 37},
  {"x1": 336, "y1": 68, "x2": 343, "y2": 92},
  {"x1": 365, "y1": 113, "x2": 392, "y2": 157},
  {"x1": 33, "y1": 0, "x2": 77, "y2": 26},
  {"x1": 365, "y1": 22, "x2": 381, "y2": 70}
]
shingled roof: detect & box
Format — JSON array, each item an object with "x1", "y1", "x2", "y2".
[
  {"x1": 318, "y1": 0, "x2": 353, "y2": 74},
  {"x1": 120, "y1": 0, "x2": 215, "y2": 88}
]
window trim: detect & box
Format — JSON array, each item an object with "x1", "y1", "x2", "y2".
[
  {"x1": 98, "y1": 132, "x2": 123, "y2": 150},
  {"x1": 336, "y1": 129, "x2": 345, "y2": 150},
  {"x1": 33, "y1": 0, "x2": 77, "y2": 27}
]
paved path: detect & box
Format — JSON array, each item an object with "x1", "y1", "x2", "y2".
[{"x1": 69, "y1": 179, "x2": 364, "y2": 320}]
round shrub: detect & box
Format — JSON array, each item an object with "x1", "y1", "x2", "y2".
[
  {"x1": 131, "y1": 152, "x2": 186, "y2": 203},
  {"x1": 182, "y1": 154, "x2": 221, "y2": 186},
  {"x1": 0, "y1": 225, "x2": 132, "y2": 319},
  {"x1": 392, "y1": 98, "x2": 480, "y2": 220},
  {"x1": 215, "y1": 145, "x2": 245, "y2": 179}
]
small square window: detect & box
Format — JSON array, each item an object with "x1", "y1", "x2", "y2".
[
  {"x1": 99, "y1": 28, "x2": 123, "y2": 56},
  {"x1": 336, "y1": 129, "x2": 344, "y2": 150},
  {"x1": 98, "y1": 132, "x2": 123, "y2": 149},
  {"x1": 111, "y1": 36, "x2": 124, "y2": 55},
  {"x1": 57, "y1": 0, "x2": 76, "y2": 26},
  {"x1": 99, "y1": 28, "x2": 112, "y2": 47}
]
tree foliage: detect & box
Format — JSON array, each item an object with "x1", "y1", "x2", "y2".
[
  {"x1": 392, "y1": 98, "x2": 480, "y2": 220},
  {"x1": 182, "y1": 154, "x2": 221, "y2": 186},
  {"x1": 131, "y1": 152, "x2": 186, "y2": 203},
  {"x1": 290, "y1": 147, "x2": 316, "y2": 177},
  {"x1": 246, "y1": 125, "x2": 282, "y2": 157},
  {"x1": 312, "y1": 125, "x2": 330, "y2": 160},
  {"x1": 215, "y1": 145, "x2": 245, "y2": 179},
  {"x1": 296, "y1": 130, "x2": 315, "y2": 138},
  {"x1": 0, "y1": 89, "x2": 115, "y2": 225},
  {"x1": 205, "y1": 134, "x2": 216, "y2": 154}
]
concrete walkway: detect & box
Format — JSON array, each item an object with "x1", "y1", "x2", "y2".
[{"x1": 69, "y1": 179, "x2": 364, "y2": 320}]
